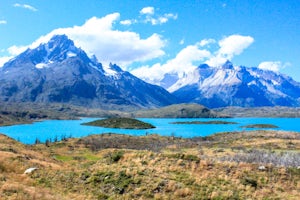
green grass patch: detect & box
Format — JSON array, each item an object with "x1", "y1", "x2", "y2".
[
  {"x1": 54, "y1": 154, "x2": 73, "y2": 162},
  {"x1": 82, "y1": 118, "x2": 155, "y2": 129}
]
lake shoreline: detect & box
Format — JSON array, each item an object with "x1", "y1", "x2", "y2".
[{"x1": 1, "y1": 117, "x2": 300, "y2": 145}]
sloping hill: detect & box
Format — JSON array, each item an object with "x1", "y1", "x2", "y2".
[{"x1": 132, "y1": 103, "x2": 227, "y2": 118}]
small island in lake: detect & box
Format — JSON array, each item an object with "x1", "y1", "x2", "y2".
[
  {"x1": 241, "y1": 124, "x2": 279, "y2": 129},
  {"x1": 82, "y1": 118, "x2": 155, "y2": 129},
  {"x1": 171, "y1": 120, "x2": 238, "y2": 125}
]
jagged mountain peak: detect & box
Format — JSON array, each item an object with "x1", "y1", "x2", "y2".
[
  {"x1": 36, "y1": 34, "x2": 85, "y2": 64},
  {"x1": 0, "y1": 34, "x2": 177, "y2": 109},
  {"x1": 48, "y1": 34, "x2": 73, "y2": 47},
  {"x1": 221, "y1": 60, "x2": 234, "y2": 69},
  {"x1": 170, "y1": 63, "x2": 300, "y2": 108}
]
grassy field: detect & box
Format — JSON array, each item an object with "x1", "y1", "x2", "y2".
[{"x1": 0, "y1": 130, "x2": 299, "y2": 199}]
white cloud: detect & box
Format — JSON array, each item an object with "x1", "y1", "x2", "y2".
[
  {"x1": 258, "y1": 61, "x2": 290, "y2": 72},
  {"x1": 140, "y1": 7, "x2": 155, "y2": 15},
  {"x1": 198, "y1": 38, "x2": 216, "y2": 47},
  {"x1": 131, "y1": 43, "x2": 211, "y2": 83},
  {"x1": 13, "y1": 3, "x2": 38, "y2": 12},
  {"x1": 218, "y1": 35, "x2": 254, "y2": 56},
  {"x1": 120, "y1": 19, "x2": 133, "y2": 25},
  {"x1": 0, "y1": 20, "x2": 7, "y2": 24},
  {"x1": 146, "y1": 13, "x2": 177, "y2": 25},
  {"x1": 0, "y1": 56, "x2": 13, "y2": 67},
  {"x1": 206, "y1": 35, "x2": 254, "y2": 67},
  {"x1": 132, "y1": 34, "x2": 254, "y2": 87},
  {"x1": 138, "y1": 7, "x2": 177, "y2": 25},
  {"x1": 179, "y1": 39, "x2": 185, "y2": 45},
  {"x1": 119, "y1": 7, "x2": 177, "y2": 27},
  {"x1": 2, "y1": 13, "x2": 166, "y2": 67},
  {"x1": 7, "y1": 45, "x2": 28, "y2": 56}
]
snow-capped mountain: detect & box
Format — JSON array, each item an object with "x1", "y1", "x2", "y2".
[
  {"x1": 157, "y1": 61, "x2": 300, "y2": 108},
  {"x1": 0, "y1": 35, "x2": 178, "y2": 109}
]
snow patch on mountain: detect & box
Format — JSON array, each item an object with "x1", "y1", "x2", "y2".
[
  {"x1": 67, "y1": 51, "x2": 77, "y2": 58},
  {"x1": 35, "y1": 63, "x2": 48, "y2": 69},
  {"x1": 102, "y1": 64, "x2": 119, "y2": 77},
  {"x1": 168, "y1": 70, "x2": 200, "y2": 92}
]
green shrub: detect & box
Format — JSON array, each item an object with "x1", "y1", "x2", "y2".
[
  {"x1": 106, "y1": 151, "x2": 124, "y2": 163},
  {"x1": 242, "y1": 177, "x2": 257, "y2": 188}
]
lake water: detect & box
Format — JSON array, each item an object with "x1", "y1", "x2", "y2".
[{"x1": 0, "y1": 118, "x2": 300, "y2": 144}]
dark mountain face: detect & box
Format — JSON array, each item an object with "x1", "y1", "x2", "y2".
[
  {"x1": 0, "y1": 35, "x2": 178, "y2": 109},
  {"x1": 171, "y1": 62, "x2": 300, "y2": 108}
]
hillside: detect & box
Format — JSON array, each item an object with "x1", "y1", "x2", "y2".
[
  {"x1": 0, "y1": 103, "x2": 227, "y2": 127},
  {"x1": 0, "y1": 130, "x2": 299, "y2": 199},
  {"x1": 132, "y1": 103, "x2": 227, "y2": 118},
  {"x1": 214, "y1": 106, "x2": 300, "y2": 118}
]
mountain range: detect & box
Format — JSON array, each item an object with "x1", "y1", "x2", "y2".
[
  {"x1": 0, "y1": 34, "x2": 300, "y2": 109},
  {"x1": 0, "y1": 35, "x2": 177, "y2": 109},
  {"x1": 147, "y1": 61, "x2": 300, "y2": 108}
]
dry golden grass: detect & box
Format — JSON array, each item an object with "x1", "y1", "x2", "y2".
[{"x1": 0, "y1": 131, "x2": 299, "y2": 199}]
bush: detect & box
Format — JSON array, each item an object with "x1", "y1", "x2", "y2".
[
  {"x1": 110, "y1": 151, "x2": 124, "y2": 162},
  {"x1": 242, "y1": 177, "x2": 258, "y2": 188}
]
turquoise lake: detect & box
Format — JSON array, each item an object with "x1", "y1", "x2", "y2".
[{"x1": 0, "y1": 118, "x2": 300, "y2": 144}]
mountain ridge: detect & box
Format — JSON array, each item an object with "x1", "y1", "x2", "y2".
[
  {"x1": 0, "y1": 35, "x2": 178, "y2": 109},
  {"x1": 150, "y1": 61, "x2": 300, "y2": 108}
]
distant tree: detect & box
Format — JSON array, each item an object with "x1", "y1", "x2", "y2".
[
  {"x1": 54, "y1": 135, "x2": 58, "y2": 142},
  {"x1": 45, "y1": 139, "x2": 50, "y2": 147},
  {"x1": 35, "y1": 138, "x2": 41, "y2": 144}
]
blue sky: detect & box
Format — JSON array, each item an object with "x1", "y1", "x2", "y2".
[{"x1": 0, "y1": 0, "x2": 299, "y2": 81}]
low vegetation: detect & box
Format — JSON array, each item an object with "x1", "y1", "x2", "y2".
[
  {"x1": 241, "y1": 123, "x2": 279, "y2": 129},
  {"x1": 171, "y1": 120, "x2": 238, "y2": 125},
  {"x1": 132, "y1": 103, "x2": 229, "y2": 118},
  {"x1": 0, "y1": 130, "x2": 300, "y2": 199},
  {"x1": 215, "y1": 106, "x2": 300, "y2": 117},
  {"x1": 82, "y1": 118, "x2": 156, "y2": 129},
  {"x1": 0, "y1": 103, "x2": 228, "y2": 127}
]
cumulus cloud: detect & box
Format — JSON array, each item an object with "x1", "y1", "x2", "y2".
[
  {"x1": 258, "y1": 61, "x2": 290, "y2": 72},
  {"x1": 120, "y1": 19, "x2": 133, "y2": 25},
  {"x1": 13, "y1": 3, "x2": 38, "y2": 12},
  {"x1": 2, "y1": 13, "x2": 166, "y2": 67},
  {"x1": 0, "y1": 45, "x2": 28, "y2": 67},
  {"x1": 206, "y1": 35, "x2": 254, "y2": 66},
  {"x1": 140, "y1": 7, "x2": 155, "y2": 15},
  {"x1": 7, "y1": 45, "x2": 28, "y2": 56},
  {"x1": 146, "y1": 13, "x2": 177, "y2": 25},
  {"x1": 0, "y1": 56, "x2": 13, "y2": 67},
  {"x1": 198, "y1": 38, "x2": 216, "y2": 47},
  {"x1": 218, "y1": 35, "x2": 254, "y2": 56},
  {"x1": 0, "y1": 20, "x2": 7, "y2": 24},
  {"x1": 138, "y1": 6, "x2": 177, "y2": 25},
  {"x1": 119, "y1": 7, "x2": 177, "y2": 27},
  {"x1": 131, "y1": 43, "x2": 211, "y2": 83},
  {"x1": 132, "y1": 34, "x2": 255, "y2": 86}
]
